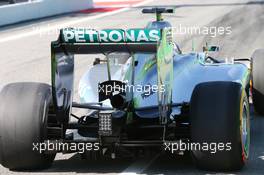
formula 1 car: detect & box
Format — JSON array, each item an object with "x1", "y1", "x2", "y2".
[{"x1": 0, "y1": 8, "x2": 264, "y2": 171}]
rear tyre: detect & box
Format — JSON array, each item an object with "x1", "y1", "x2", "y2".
[
  {"x1": 252, "y1": 49, "x2": 264, "y2": 115},
  {"x1": 0, "y1": 83, "x2": 56, "y2": 170},
  {"x1": 190, "y1": 82, "x2": 250, "y2": 171}
]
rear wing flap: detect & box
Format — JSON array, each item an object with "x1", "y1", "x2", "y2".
[{"x1": 51, "y1": 28, "x2": 162, "y2": 53}]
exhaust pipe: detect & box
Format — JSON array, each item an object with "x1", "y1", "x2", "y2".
[{"x1": 110, "y1": 94, "x2": 128, "y2": 109}]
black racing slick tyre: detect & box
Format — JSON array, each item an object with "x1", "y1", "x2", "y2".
[
  {"x1": 252, "y1": 49, "x2": 264, "y2": 116},
  {"x1": 0, "y1": 83, "x2": 56, "y2": 170},
  {"x1": 190, "y1": 82, "x2": 250, "y2": 171}
]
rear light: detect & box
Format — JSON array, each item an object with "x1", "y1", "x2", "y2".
[{"x1": 98, "y1": 112, "x2": 112, "y2": 136}]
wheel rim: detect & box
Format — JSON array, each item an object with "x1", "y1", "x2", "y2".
[{"x1": 241, "y1": 100, "x2": 250, "y2": 161}]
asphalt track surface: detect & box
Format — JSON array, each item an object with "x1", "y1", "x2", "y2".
[{"x1": 1, "y1": 0, "x2": 264, "y2": 174}]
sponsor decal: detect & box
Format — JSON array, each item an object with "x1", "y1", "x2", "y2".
[{"x1": 61, "y1": 28, "x2": 161, "y2": 43}]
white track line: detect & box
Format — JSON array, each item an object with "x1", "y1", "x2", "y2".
[
  {"x1": 119, "y1": 153, "x2": 160, "y2": 175},
  {"x1": 0, "y1": 0, "x2": 153, "y2": 43}
]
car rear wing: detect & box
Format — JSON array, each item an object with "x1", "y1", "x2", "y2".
[
  {"x1": 51, "y1": 28, "x2": 162, "y2": 53},
  {"x1": 51, "y1": 28, "x2": 173, "y2": 124}
]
